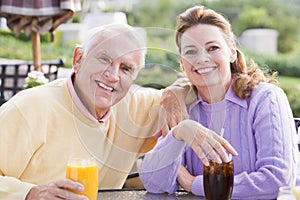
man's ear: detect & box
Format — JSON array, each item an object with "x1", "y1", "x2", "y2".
[{"x1": 72, "y1": 47, "x2": 83, "y2": 73}]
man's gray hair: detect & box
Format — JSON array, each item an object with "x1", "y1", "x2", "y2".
[{"x1": 81, "y1": 24, "x2": 147, "y2": 69}]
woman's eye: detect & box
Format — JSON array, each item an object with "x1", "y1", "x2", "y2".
[
  {"x1": 208, "y1": 46, "x2": 219, "y2": 52},
  {"x1": 185, "y1": 49, "x2": 197, "y2": 55}
]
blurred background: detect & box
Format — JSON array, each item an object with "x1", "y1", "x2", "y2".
[{"x1": 0, "y1": 0, "x2": 299, "y2": 116}]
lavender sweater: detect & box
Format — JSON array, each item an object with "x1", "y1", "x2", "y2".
[{"x1": 139, "y1": 82, "x2": 300, "y2": 199}]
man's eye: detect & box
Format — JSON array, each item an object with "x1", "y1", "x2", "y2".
[
  {"x1": 121, "y1": 65, "x2": 132, "y2": 73},
  {"x1": 121, "y1": 65, "x2": 136, "y2": 75},
  {"x1": 99, "y1": 57, "x2": 111, "y2": 63}
]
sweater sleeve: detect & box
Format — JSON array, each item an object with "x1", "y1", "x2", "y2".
[
  {"x1": 0, "y1": 176, "x2": 35, "y2": 199},
  {"x1": 139, "y1": 131, "x2": 186, "y2": 194},
  {"x1": 187, "y1": 85, "x2": 298, "y2": 199},
  {"x1": 231, "y1": 85, "x2": 298, "y2": 199},
  {"x1": 0, "y1": 101, "x2": 43, "y2": 199}
]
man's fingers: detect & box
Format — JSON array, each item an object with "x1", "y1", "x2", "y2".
[
  {"x1": 26, "y1": 180, "x2": 87, "y2": 200},
  {"x1": 54, "y1": 179, "x2": 84, "y2": 191},
  {"x1": 160, "y1": 87, "x2": 188, "y2": 132},
  {"x1": 57, "y1": 189, "x2": 88, "y2": 200},
  {"x1": 160, "y1": 124, "x2": 170, "y2": 137},
  {"x1": 53, "y1": 180, "x2": 88, "y2": 200}
]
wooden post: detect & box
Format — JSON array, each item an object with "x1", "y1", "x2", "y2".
[{"x1": 32, "y1": 31, "x2": 42, "y2": 71}]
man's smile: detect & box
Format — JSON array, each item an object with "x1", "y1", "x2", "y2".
[{"x1": 95, "y1": 80, "x2": 114, "y2": 92}]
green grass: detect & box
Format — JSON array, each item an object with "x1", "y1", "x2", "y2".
[
  {"x1": 278, "y1": 76, "x2": 300, "y2": 90},
  {"x1": 134, "y1": 66, "x2": 178, "y2": 88},
  {"x1": 1, "y1": 30, "x2": 299, "y2": 87},
  {"x1": 0, "y1": 30, "x2": 76, "y2": 68}
]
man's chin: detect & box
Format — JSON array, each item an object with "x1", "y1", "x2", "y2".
[
  {"x1": 94, "y1": 98, "x2": 113, "y2": 109},
  {"x1": 95, "y1": 93, "x2": 127, "y2": 107}
]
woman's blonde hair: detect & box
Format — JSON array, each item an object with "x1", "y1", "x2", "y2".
[{"x1": 175, "y1": 5, "x2": 277, "y2": 99}]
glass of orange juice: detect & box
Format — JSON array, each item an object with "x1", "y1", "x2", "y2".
[{"x1": 66, "y1": 157, "x2": 98, "y2": 200}]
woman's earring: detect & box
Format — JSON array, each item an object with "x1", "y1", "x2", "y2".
[{"x1": 180, "y1": 64, "x2": 185, "y2": 72}]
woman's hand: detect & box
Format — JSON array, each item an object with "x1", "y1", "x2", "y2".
[
  {"x1": 177, "y1": 165, "x2": 195, "y2": 192},
  {"x1": 173, "y1": 119, "x2": 238, "y2": 166},
  {"x1": 25, "y1": 179, "x2": 87, "y2": 200}
]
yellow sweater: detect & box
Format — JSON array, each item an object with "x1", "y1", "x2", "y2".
[{"x1": 0, "y1": 79, "x2": 161, "y2": 199}]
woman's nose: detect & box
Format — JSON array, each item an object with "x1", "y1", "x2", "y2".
[{"x1": 196, "y1": 50, "x2": 210, "y2": 64}]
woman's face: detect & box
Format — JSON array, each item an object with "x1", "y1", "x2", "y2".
[{"x1": 180, "y1": 24, "x2": 236, "y2": 91}]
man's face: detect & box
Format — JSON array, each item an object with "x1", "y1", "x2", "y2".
[{"x1": 73, "y1": 32, "x2": 144, "y2": 115}]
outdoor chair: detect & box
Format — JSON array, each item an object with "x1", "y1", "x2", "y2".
[
  {"x1": 0, "y1": 59, "x2": 64, "y2": 106},
  {"x1": 295, "y1": 118, "x2": 300, "y2": 133},
  {"x1": 295, "y1": 118, "x2": 300, "y2": 150}
]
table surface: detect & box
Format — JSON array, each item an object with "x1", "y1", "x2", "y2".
[{"x1": 97, "y1": 189, "x2": 205, "y2": 200}]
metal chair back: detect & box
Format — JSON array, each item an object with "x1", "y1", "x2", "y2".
[{"x1": 0, "y1": 59, "x2": 64, "y2": 105}]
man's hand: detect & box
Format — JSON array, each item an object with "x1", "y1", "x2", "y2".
[
  {"x1": 158, "y1": 87, "x2": 190, "y2": 137},
  {"x1": 25, "y1": 179, "x2": 88, "y2": 200},
  {"x1": 173, "y1": 120, "x2": 238, "y2": 166},
  {"x1": 177, "y1": 165, "x2": 195, "y2": 192}
]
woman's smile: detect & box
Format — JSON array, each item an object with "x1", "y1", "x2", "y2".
[{"x1": 194, "y1": 66, "x2": 217, "y2": 75}]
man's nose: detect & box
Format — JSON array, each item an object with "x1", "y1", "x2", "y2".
[{"x1": 104, "y1": 65, "x2": 119, "y2": 82}]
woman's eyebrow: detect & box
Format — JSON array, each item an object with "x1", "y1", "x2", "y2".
[
  {"x1": 205, "y1": 40, "x2": 218, "y2": 45},
  {"x1": 182, "y1": 45, "x2": 196, "y2": 49}
]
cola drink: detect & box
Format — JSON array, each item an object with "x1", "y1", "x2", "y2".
[{"x1": 203, "y1": 160, "x2": 234, "y2": 200}]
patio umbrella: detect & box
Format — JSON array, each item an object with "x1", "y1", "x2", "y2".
[{"x1": 0, "y1": 0, "x2": 81, "y2": 71}]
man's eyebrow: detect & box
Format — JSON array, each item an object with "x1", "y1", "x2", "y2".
[
  {"x1": 123, "y1": 61, "x2": 137, "y2": 69},
  {"x1": 93, "y1": 49, "x2": 112, "y2": 58},
  {"x1": 94, "y1": 49, "x2": 108, "y2": 55}
]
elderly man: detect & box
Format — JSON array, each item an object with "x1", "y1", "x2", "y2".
[{"x1": 0, "y1": 24, "x2": 234, "y2": 200}]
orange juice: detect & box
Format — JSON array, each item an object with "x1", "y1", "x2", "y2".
[{"x1": 66, "y1": 158, "x2": 98, "y2": 200}]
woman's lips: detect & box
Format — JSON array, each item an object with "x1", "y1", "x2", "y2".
[{"x1": 195, "y1": 67, "x2": 216, "y2": 74}]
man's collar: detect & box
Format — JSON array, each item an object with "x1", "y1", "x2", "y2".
[{"x1": 67, "y1": 72, "x2": 111, "y2": 123}]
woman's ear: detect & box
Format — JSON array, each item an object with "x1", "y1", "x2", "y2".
[
  {"x1": 72, "y1": 47, "x2": 83, "y2": 73},
  {"x1": 230, "y1": 43, "x2": 238, "y2": 63}
]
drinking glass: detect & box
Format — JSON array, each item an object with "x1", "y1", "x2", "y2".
[
  {"x1": 66, "y1": 157, "x2": 98, "y2": 200},
  {"x1": 203, "y1": 159, "x2": 234, "y2": 200},
  {"x1": 277, "y1": 186, "x2": 297, "y2": 200}
]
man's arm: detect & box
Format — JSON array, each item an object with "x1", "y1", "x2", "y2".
[
  {"x1": 0, "y1": 176, "x2": 35, "y2": 199},
  {"x1": 159, "y1": 74, "x2": 197, "y2": 136}
]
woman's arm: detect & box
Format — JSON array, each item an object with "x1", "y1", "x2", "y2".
[
  {"x1": 139, "y1": 132, "x2": 186, "y2": 194},
  {"x1": 139, "y1": 119, "x2": 238, "y2": 194}
]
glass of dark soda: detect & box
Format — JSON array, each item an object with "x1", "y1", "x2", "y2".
[{"x1": 203, "y1": 159, "x2": 234, "y2": 200}]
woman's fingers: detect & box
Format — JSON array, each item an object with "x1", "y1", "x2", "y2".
[
  {"x1": 191, "y1": 135, "x2": 221, "y2": 165},
  {"x1": 217, "y1": 136, "x2": 238, "y2": 156},
  {"x1": 187, "y1": 122, "x2": 237, "y2": 164}
]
